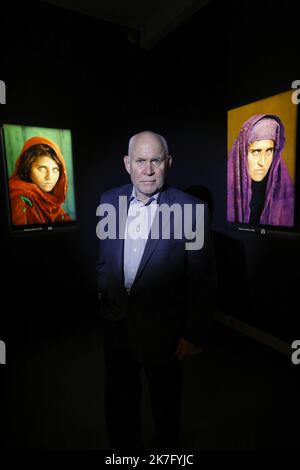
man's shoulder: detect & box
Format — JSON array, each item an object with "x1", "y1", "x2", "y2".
[
  {"x1": 99, "y1": 184, "x2": 132, "y2": 203},
  {"x1": 166, "y1": 186, "x2": 205, "y2": 206}
]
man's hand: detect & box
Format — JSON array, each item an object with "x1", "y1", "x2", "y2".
[{"x1": 175, "y1": 338, "x2": 203, "y2": 361}]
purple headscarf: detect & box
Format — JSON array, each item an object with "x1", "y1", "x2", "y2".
[{"x1": 227, "y1": 114, "x2": 295, "y2": 226}]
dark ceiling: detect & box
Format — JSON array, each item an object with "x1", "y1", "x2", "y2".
[{"x1": 43, "y1": 0, "x2": 210, "y2": 48}]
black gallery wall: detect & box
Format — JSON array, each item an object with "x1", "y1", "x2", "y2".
[
  {"x1": 0, "y1": 0, "x2": 228, "y2": 351},
  {"x1": 225, "y1": 0, "x2": 300, "y2": 340},
  {"x1": 0, "y1": 0, "x2": 299, "y2": 369}
]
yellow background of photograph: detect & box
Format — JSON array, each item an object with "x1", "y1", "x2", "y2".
[{"x1": 228, "y1": 90, "x2": 297, "y2": 182}]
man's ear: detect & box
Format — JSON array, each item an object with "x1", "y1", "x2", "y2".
[
  {"x1": 167, "y1": 155, "x2": 173, "y2": 169},
  {"x1": 123, "y1": 155, "x2": 131, "y2": 174}
]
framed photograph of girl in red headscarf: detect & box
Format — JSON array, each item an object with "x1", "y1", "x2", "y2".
[
  {"x1": 227, "y1": 90, "x2": 298, "y2": 231},
  {"x1": 1, "y1": 124, "x2": 77, "y2": 232}
]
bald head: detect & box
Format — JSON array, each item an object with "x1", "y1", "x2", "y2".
[
  {"x1": 124, "y1": 130, "x2": 172, "y2": 203},
  {"x1": 128, "y1": 131, "x2": 169, "y2": 160}
]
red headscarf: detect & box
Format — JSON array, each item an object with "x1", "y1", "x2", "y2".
[{"x1": 9, "y1": 136, "x2": 71, "y2": 225}]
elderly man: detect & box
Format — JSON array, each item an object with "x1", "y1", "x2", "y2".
[{"x1": 96, "y1": 131, "x2": 216, "y2": 450}]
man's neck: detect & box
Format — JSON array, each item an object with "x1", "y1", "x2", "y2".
[{"x1": 134, "y1": 188, "x2": 153, "y2": 204}]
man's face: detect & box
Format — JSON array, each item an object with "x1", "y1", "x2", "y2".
[
  {"x1": 124, "y1": 134, "x2": 172, "y2": 201},
  {"x1": 247, "y1": 139, "x2": 275, "y2": 182}
]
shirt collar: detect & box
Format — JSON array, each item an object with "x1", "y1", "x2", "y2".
[{"x1": 130, "y1": 186, "x2": 159, "y2": 205}]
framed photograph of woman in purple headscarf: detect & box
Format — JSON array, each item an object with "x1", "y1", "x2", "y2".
[{"x1": 227, "y1": 90, "x2": 298, "y2": 229}]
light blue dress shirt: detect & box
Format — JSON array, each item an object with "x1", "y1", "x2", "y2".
[{"x1": 123, "y1": 187, "x2": 159, "y2": 291}]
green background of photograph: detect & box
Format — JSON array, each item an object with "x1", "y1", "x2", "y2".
[{"x1": 3, "y1": 124, "x2": 76, "y2": 219}]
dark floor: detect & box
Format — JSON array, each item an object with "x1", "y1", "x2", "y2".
[{"x1": 2, "y1": 319, "x2": 300, "y2": 450}]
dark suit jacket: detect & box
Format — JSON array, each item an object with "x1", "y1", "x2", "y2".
[{"x1": 96, "y1": 183, "x2": 217, "y2": 363}]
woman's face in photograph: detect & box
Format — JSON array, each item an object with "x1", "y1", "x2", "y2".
[
  {"x1": 30, "y1": 155, "x2": 60, "y2": 192},
  {"x1": 247, "y1": 139, "x2": 274, "y2": 182}
]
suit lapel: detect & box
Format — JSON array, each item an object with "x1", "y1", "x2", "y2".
[
  {"x1": 132, "y1": 186, "x2": 174, "y2": 287},
  {"x1": 115, "y1": 185, "x2": 132, "y2": 283}
]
